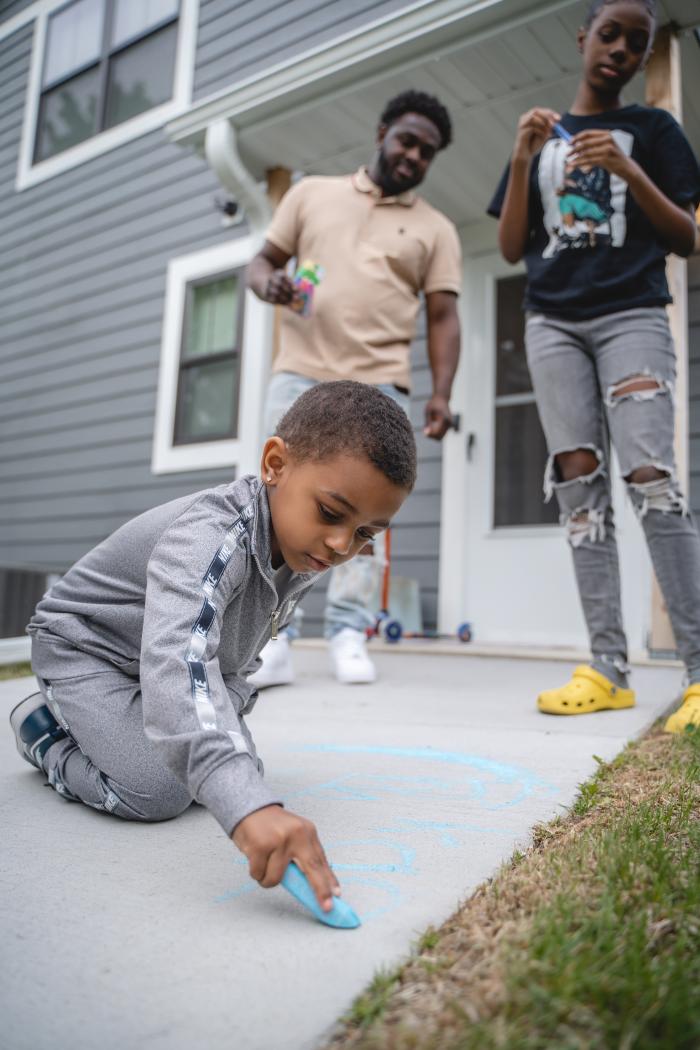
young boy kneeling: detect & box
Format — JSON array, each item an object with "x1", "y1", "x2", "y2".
[{"x1": 10, "y1": 381, "x2": 416, "y2": 912}]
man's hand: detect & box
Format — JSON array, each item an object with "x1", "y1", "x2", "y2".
[
  {"x1": 246, "y1": 240, "x2": 295, "y2": 305},
  {"x1": 264, "y1": 269, "x2": 297, "y2": 306},
  {"x1": 232, "y1": 805, "x2": 340, "y2": 911},
  {"x1": 423, "y1": 394, "x2": 453, "y2": 440}
]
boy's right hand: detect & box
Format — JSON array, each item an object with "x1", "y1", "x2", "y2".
[
  {"x1": 513, "y1": 108, "x2": 561, "y2": 163},
  {"x1": 232, "y1": 805, "x2": 340, "y2": 911}
]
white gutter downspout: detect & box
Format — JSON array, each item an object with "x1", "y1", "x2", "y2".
[
  {"x1": 204, "y1": 119, "x2": 274, "y2": 471},
  {"x1": 204, "y1": 119, "x2": 272, "y2": 236}
]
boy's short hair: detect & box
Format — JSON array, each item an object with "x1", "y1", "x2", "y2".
[{"x1": 276, "y1": 381, "x2": 417, "y2": 491}]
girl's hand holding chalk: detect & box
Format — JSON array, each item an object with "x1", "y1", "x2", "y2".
[{"x1": 512, "y1": 107, "x2": 561, "y2": 163}]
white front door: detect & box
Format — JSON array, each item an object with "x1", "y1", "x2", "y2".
[{"x1": 439, "y1": 250, "x2": 651, "y2": 653}]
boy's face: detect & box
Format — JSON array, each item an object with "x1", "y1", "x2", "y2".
[{"x1": 262, "y1": 442, "x2": 409, "y2": 574}]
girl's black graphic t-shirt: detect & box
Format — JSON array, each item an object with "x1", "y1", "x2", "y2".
[{"x1": 488, "y1": 105, "x2": 700, "y2": 320}]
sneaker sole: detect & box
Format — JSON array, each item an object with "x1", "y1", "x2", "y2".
[
  {"x1": 9, "y1": 692, "x2": 61, "y2": 768},
  {"x1": 335, "y1": 671, "x2": 377, "y2": 685},
  {"x1": 9, "y1": 691, "x2": 45, "y2": 735}
]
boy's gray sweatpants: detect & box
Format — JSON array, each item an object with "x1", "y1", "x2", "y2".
[
  {"x1": 525, "y1": 306, "x2": 700, "y2": 687},
  {"x1": 33, "y1": 635, "x2": 193, "y2": 820}
]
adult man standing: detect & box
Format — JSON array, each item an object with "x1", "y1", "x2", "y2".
[{"x1": 247, "y1": 90, "x2": 461, "y2": 686}]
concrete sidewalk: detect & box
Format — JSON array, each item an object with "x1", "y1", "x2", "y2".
[{"x1": 1, "y1": 649, "x2": 681, "y2": 1050}]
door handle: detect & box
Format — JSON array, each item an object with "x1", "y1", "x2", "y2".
[{"x1": 466, "y1": 432, "x2": 476, "y2": 461}]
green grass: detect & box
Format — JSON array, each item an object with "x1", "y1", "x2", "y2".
[
  {"x1": 460, "y1": 733, "x2": 700, "y2": 1049},
  {"x1": 344, "y1": 968, "x2": 403, "y2": 1030},
  {"x1": 0, "y1": 662, "x2": 32, "y2": 681},
  {"x1": 329, "y1": 727, "x2": 700, "y2": 1050}
]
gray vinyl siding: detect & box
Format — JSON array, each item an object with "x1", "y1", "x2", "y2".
[
  {"x1": 0, "y1": 20, "x2": 242, "y2": 577},
  {"x1": 689, "y1": 254, "x2": 700, "y2": 516},
  {"x1": 0, "y1": 1, "x2": 34, "y2": 21},
  {"x1": 0, "y1": 569, "x2": 48, "y2": 637},
  {"x1": 301, "y1": 311, "x2": 442, "y2": 634},
  {"x1": 194, "y1": 0, "x2": 410, "y2": 98},
  {"x1": 0, "y1": 1, "x2": 442, "y2": 637}
]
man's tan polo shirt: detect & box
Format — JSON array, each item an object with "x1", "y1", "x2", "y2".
[{"x1": 265, "y1": 167, "x2": 462, "y2": 392}]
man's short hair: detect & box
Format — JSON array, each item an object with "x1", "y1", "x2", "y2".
[
  {"x1": 276, "y1": 381, "x2": 417, "y2": 491},
  {"x1": 379, "y1": 90, "x2": 452, "y2": 150}
]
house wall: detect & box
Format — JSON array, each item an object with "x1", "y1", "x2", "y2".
[
  {"x1": 0, "y1": 19, "x2": 239, "y2": 579},
  {"x1": 0, "y1": 2, "x2": 442, "y2": 636},
  {"x1": 193, "y1": 0, "x2": 410, "y2": 99},
  {"x1": 0, "y1": 0, "x2": 34, "y2": 20}
]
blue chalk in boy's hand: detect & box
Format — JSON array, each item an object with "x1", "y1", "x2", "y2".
[
  {"x1": 281, "y1": 862, "x2": 361, "y2": 929},
  {"x1": 553, "y1": 122, "x2": 572, "y2": 143}
]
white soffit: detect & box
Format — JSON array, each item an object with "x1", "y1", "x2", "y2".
[
  {"x1": 167, "y1": 0, "x2": 581, "y2": 146},
  {"x1": 167, "y1": 0, "x2": 700, "y2": 230}
]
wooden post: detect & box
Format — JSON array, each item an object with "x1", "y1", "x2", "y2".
[
  {"x1": 265, "y1": 167, "x2": 292, "y2": 366},
  {"x1": 645, "y1": 26, "x2": 687, "y2": 652}
]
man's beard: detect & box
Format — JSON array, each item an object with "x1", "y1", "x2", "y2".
[{"x1": 375, "y1": 148, "x2": 421, "y2": 195}]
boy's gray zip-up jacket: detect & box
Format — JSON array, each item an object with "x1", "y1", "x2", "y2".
[{"x1": 28, "y1": 475, "x2": 317, "y2": 835}]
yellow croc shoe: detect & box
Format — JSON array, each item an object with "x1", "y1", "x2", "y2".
[
  {"x1": 537, "y1": 665, "x2": 636, "y2": 715},
  {"x1": 663, "y1": 684, "x2": 700, "y2": 734}
]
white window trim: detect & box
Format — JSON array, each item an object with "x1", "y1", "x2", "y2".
[
  {"x1": 15, "y1": 0, "x2": 199, "y2": 192},
  {"x1": 152, "y1": 238, "x2": 271, "y2": 476}
]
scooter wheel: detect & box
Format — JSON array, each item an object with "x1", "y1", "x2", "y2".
[
  {"x1": 380, "y1": 619, "x2": 403, "y2": 643},
  {"x1": 457, "y1": 622, "x2": 472, "y2": 643}
]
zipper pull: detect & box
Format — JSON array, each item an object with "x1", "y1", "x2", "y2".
[{"x1": 270, "y1": 610, "x2": 280, "y2": 640}]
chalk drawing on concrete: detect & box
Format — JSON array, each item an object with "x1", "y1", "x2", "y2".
[
  {"x1": 215, "y1": 744, "x2": 557, "y2": 922},
  {"x1": 295, "y1": 745, "x2": 555, "y2": 809}
]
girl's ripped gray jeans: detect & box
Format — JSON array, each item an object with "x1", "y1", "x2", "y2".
[{"x1": 525, "y1": 306, "x2": 700, "y2": 686}]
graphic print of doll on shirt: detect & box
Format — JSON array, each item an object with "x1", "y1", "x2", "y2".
[{"x1": 537, "y1": 129, "x2": 634, "y2": 258}]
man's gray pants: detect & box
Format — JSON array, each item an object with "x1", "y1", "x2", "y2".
[
  {"x1": 526, "y1": 306, "x2": 700, "y2": 687},
  {"x1": 265, "y1": 371, "x2": 411, "y2": 638}
]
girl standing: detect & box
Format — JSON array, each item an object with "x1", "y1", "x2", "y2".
[{"x1": 488, "y1": 0, "x2": 700, "y2": 731}]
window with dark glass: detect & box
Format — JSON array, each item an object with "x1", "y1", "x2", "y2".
[
  {"x1": 34, "y1": 0, "x2": 179, "y2": 162},
  {"x1": 174, "y1": 272, "x2": 244, "y2": 445},
  {"x1": 493, "y1": 274, "x2": 559, "y2": 527}
]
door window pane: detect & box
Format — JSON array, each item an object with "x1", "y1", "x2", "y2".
[
  {"x1": 496, "y1": 274, "x2": 532, "y2": 396},
  {"x1": 493, "y1": 275, "x2": 557, "y2": 527},
  {"x1": 179, "y1": 358, "x2": 240, "y2": 441},
  {"x1": 35, "y1": 65, "x2": 100, "y2": 161},
  {"x1": 104, "y1": 23, "x2": 177, "y2": 129},
  {"x1": 494, "y1": 403, "x2": 559, "y2": 527},
  {"x1": 44, "y1": 0, "x2": 103, "y2": 86},
  {"x1": 187, "y1": 277, "x2": 240, "y2": 358},
  {"x1": 175, "y1": 271, "x2": 244, "y2": 445},
  {"x1": 111, "y1": 0, "x2": 179, "y2": 47}
]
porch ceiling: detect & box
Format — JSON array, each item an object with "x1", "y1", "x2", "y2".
[{"x1": 172, "y1": 0, "x2": 700, "y2": 231}]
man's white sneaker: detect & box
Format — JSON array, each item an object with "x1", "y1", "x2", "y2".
[
  {"x1": 248, "y1": 635, "x2": 294, "y2": 689},
  {"x1": 329, "y1": 628, "x2": 377, "y2": 685}
]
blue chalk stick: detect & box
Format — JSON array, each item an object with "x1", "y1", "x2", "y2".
[
  {"x1": 281, "y1": 862, "x2": 361, "y2": 929},
  {"x1": 553, "y1": 122, "x2": 572, "y2": 143}
]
